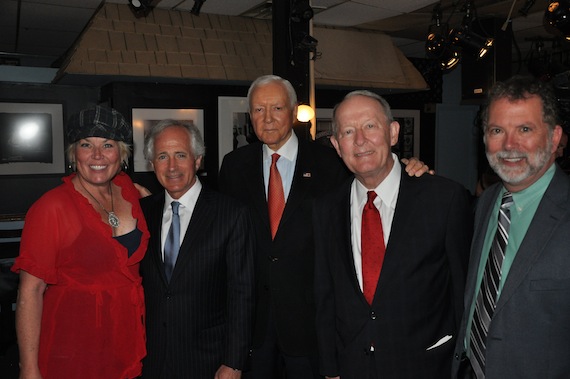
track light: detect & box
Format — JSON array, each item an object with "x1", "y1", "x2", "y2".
[
  {"x1": 439, "y1": 44, "x2": 461, "y2": 71},
  {"x1": 449, "y1": 1, "x2": 494, "y2": 59},
  {"x1": 545, "y1": 1, "x2": 570, "y2": 40},
  {"x1": 190, "y1": 0, "x2": 206, "y2": 16},
  {"x1": 128, "y1": 0, "x2": 153, "y2": 18},
  {"x1": 450, "y1": 26, "x2": 494, "y2": 58},
  {"x1": 425, "y1": 4, "x2": 461, "y2": 72}
]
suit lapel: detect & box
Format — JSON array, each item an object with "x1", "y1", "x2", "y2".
[
  {"x1": 495, "y1": 169, "x2": 570, "y2": 312},
  {"x1": 463, "y1": 185, "x2": 501, "y2": 308},
  {"x1": 169, "y1": 187, "x2": 216, "y2": 283},
  {"x1": 280, "y1": 141, "x2": 312, "y2": 227},
  {"x1": 244, "y1": 144, "x2": 271, "y2": 234},
  {"x1": 147, "y1": 192, "x2": 169, "y2": 284},
  {"x1": 374, "y1": 171, "x2": 417, "y2": 292},
  {"x1": 329, "y1": 179, "x2": 366, "y2": 302}
]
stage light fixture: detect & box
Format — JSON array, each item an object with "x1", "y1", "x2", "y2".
[
  {"x1": 449, "y1": 0, "x2": 494, "y2": 59},
  {"x1": 439, "y1": 43, "x2": 461, "y2": 71},
  {"x1": 450, "y1": 26, "x2": 494, "y2": 58},
  {"x1": 425, "y1": 4, "x2": 461, "y2": 72},
  {"x1": 545, "y1": 1, "x2": 570, "y2": 40},
  {"x1": 128, "y1": 0, "x2": 153, "y2": 18}
]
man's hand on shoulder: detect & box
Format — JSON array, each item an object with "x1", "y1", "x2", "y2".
[
  {"x1": 134, "y1": 183, "x2": 152, "y2": 198},
  {"x1": 401, "y1": 157, "x2": 435, "y2": 177},
  {"x1": 214, "y1": 365, "x2": 241, "y2": 379}
]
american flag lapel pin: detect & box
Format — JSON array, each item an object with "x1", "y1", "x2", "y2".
[{"x1": 303, "y1": 172, "x2": 312, "y2": 178}]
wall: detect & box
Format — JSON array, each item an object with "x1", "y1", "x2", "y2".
[
  {"x1": 0, "y1": 83, "x2": 99, "y2": 215},
  {"x1": 0, "y1": 73, "x2": 440, "y2": 216}
]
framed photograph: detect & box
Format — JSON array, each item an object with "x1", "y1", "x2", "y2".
[
  {"x1": 218, "y1": 97, "x2": 258, "y2": 169},
  {"x1": 132, "y1": 108, "x2": 204, "y2": 172},
  {"x1": 0, "y1": 102, "x2": 64, "y2": 175},
  {"x1": 392, "y1": 109, "x2": 420, "y2": 159}
]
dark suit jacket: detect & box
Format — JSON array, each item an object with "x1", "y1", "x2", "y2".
[
  {"x1": 140, "y1": 185, "x2": 254, "y2": 379},
  {"x1": 218, "y1": 137, "x2": 349, "y2": 356},
  {"x1": 452, "y1": 166, "x2": 570, "y2": 378},
  {"x1": 313, "y1": 167, "x2": 472, "y2": 379}
]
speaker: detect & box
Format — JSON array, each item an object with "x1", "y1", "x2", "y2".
[{"x1": 461, "y1": 18, "x2": 512, "y2": 104}]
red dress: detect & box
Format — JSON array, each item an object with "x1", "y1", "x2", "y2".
[{"x1": 12, "y1": 172, "x2": 150, "y2": 379}]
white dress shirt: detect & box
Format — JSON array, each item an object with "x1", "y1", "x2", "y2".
[
  {"x1": 350, "y1": 153, "x2": 401, "y2": 290},
  {"x1": 160, "y1": 179, "x2": 202, "y2": 261}
]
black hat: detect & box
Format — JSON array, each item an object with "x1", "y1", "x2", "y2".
[{"x1": 66, "y1": 105, "x2": 131, "y2": 143}]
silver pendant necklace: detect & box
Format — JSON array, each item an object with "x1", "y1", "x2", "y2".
[{"x1": 78, "y1": 178, "x2": 120, "y2": 228}]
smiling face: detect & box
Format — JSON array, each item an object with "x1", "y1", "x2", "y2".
[
  {"x1": 74, "y1": 137, "x2": 121, "y2": 186},
  {"x1": 249, "y1": 81, "x2": 296, "y2": 151},
  {"x1": 485, "y1": 95, "x2": 562, "y2": 192},
  {"x1": 331, "y1": 95, "x2": 399, "y2": 189},
  {"x1": 151, "y1": 126, "x2": 203, "y2": 199}
]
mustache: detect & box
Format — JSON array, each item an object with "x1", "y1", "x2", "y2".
[{"x1": 492, "y1": 151, "x2": 528, "y2": 159}]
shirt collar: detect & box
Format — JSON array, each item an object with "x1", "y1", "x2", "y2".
[
  {"x1": 508, "y1": 162, "x2": 555, "y2": 214},
  {"x1": 354, "y1": 153, "x2": 401, "y2": 209},
  {"x1": 263, "y1": 131, "x2": 298, "y2": 163},
  {"x1": 164, "y1": 178, "x2": 202, "y2": 212}
]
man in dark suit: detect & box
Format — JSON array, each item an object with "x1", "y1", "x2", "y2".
[
  {"x1": 219, "y1": 75, "x2": 432, "y2": 379},
  {"x1": 313, "y1": 90, "x2": 472, "y2": 379},
  {"x1": 140, "y1": 119, "x2": 254, "y2": 379},
  {"x1": 452, "y1": 76, "x2": 570, "y2": 378}
]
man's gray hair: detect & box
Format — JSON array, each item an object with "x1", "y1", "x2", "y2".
[
  {"x1": 143, "y1": 119, "x2": 205, "y2": 160},
  {"x1": 247, "y1": 75, "x2": 298, "y2": 111}
]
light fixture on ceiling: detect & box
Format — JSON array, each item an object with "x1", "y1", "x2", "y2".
[
  {"x1": 190, "y1": 0, "x2": 206, "y2": 16},
  {"x1": 128, "y1": 0, "x2": 153, "y2": 18},
  {"x1": 544, "y1": 1, "x2": 570, "y2": 40},
  {"x1": 450, "y1": 26, "x2": 494, "y2": 59},
  {"x1": 296, "y1": 104, "x2": 315, "y2": 122},
  {"x1": 449, "y1": 0, "x2": 494, "y2": 59},
  {"x1": 425, "y1": 4, "x2": 461, "y2": 71}
]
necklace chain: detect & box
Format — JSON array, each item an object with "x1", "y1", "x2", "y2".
[{"x1": 78, "y1": 178, "x2": 120, "y2": 228}]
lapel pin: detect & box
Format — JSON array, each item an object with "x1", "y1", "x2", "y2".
[{"x1": 303, "y1": 172, "x2": 312, "y2": 178}]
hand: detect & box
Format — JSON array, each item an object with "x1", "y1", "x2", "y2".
[
  {"x1": 134, "y1": 183, "x2": 152, "y2": 198},
  {"x1": 325, "y1": 377, "x2": 340, "y2": 379},
  {"x1": 401, "y1": 157, "x2": 435, "y2": 177},
  {"x1": 214, "y1": 365, "x2": 241, "y2": 379}
]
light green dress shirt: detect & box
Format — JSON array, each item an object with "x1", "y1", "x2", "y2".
[{"x1": 465, "y1": 164, "x2": 556, "y2": 352}]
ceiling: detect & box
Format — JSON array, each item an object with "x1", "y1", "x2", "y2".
[{"x1": 0, "y1": 0, "x2": 565, "y2": 74}]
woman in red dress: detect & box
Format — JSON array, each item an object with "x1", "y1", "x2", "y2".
[{"x1": 12, "y1": 106, "x2": 150, "y2": 379}]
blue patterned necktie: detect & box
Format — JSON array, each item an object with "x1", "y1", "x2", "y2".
[
  {"x1": 470, "y1": 191, "x2": 513, "y2": 378},
  {"x1": 164, "y1": 201, "x2": 180, "y2": 282}
]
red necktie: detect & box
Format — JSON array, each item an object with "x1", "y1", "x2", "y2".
[
  {"x1": 268, "y1": 153, "x2": 285, "y2": 239},
  {"x1": 361, "y1": 191, "x2": 386, "y2": 305}
]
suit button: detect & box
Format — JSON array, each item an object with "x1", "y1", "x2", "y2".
[
  {"x1": 263, "y1": 285, "x2": 270, "y2": 291},
  {"x1": 370, "y1": 311, "x2": 376, "y2": 320},
  {"x1": 268, "y1": 255, "x2": 279, "y2": 262}
]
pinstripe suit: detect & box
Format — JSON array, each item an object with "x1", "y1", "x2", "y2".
[{"x1": 140, "y1": 185, "x2": 255, "y2": 378}]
